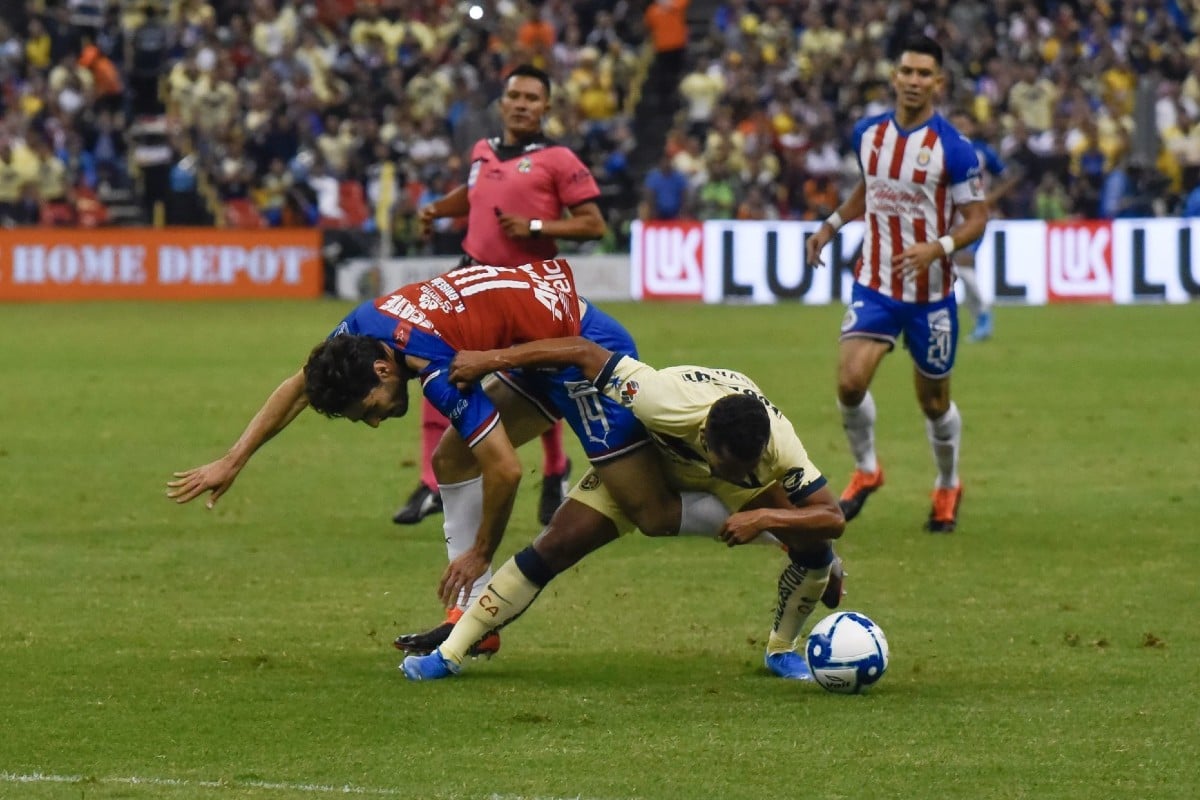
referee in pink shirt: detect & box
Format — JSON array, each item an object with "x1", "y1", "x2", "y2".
[{"x1": 397, "y1": 64, "x2": 607, "y2": 537}]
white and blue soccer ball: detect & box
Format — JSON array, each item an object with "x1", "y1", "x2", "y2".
[{"x1": 805, "y1": 611, "x2": 889, "y2": 694}]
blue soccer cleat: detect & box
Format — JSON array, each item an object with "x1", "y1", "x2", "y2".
[
  {"x1": 764, "y1": 650, "x2": 813, "y2": 681},
  {"x1": 969, "y1": 311, "x2": 993, "y2": 342},
  {"x1": 401, "y1": 648, "x2": 461, "y2": 681}
]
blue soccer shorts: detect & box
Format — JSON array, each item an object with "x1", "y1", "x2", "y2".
[
  {"x1": 839, "y1": 283, "x2": 959, "y2": 378},
  {"x1": 495, "y1": 301, "x2": 650, "y2": 463}
]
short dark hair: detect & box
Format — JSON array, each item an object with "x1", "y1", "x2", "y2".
[
  {"x1": 899, "y1": 35, "x2": 943, "y2": 67},
  {"x1": 706, "y1": 394, "x2": 771, "y2": 462},
  {"x1": 505, "y1": 64, "x2": 552, "y2": 98},
  {"x1": 304, "y1": 334, "x2": 389, "y2": 418}
]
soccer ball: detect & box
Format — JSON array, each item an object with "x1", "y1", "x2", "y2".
[{"x1": 805, "y1": 611, "x2": 889, "y2": 694}]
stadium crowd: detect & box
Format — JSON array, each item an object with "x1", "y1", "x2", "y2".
[{"x1": 2, "y1": 0, "x2": 1200, "y2": 249}]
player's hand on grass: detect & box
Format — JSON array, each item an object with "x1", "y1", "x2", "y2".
[
  {"x1": 166, "y1": 456, "x2": 241, "y2": 509},
  {"x1": 717, "y1": 510, "x2": 766, "y2": 547},
  {"x1": 438, "y1": 550, "x2": 490, "y2": 608},
  {"x1": 449, "y1": 350, "x2": 497, "y2": 388}
]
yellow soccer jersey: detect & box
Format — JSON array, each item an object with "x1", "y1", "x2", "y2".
[{"x1": 569, "y1": 355, "x2": 826, "y2": 530}]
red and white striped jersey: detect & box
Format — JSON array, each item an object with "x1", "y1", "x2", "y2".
[{"x1": 851, "y1": 111, "x2": 985, "y2": 303}]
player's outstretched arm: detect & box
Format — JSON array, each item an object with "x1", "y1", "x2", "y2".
[
  {"x1": 718, "y1": 484, "x2": 845, "y2": 548},
  {"x1": 436, "y1": 423, "x2": 523, "y2": 607},
  {"x1": 449, "y1": 337, "x2": 612, "y2": 387},
  {"x1": 166, "y1": 370, "x2": 310, "y2": 509}
]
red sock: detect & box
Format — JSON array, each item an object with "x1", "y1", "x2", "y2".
[
  {"x1": 420, "y1": 398, "x2": 449, "y2": 491},
  {"x1": 540, "y1": 421, "x2": 568, "y2": 476}
]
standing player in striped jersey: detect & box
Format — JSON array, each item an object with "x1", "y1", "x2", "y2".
[
  {"x1": 805, "y1": 35, "x2": 988, "y2": 533},
  {"x1": 948, "y1": 109, "x2": 1022, "y2": 343},
  {"x1": 402, "y1": 64, "x2": 607, "y2": 533}
]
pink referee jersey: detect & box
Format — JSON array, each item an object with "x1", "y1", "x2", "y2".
[
  {"x1": 851, "y1": 112, "x2": 985, "y2": 303},
  {"x1": 462, "y1": 136, "x2": 600, "y2": 267}
]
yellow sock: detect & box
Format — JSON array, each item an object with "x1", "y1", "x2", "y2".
[
  {"x1": 440, "y1": 558, "x2": 541, "y2": 665},
  {"x1": 769, "y1": 563, "x2": 830, "y2": 650},
  {"x1": 766, "y1": 631, "x2": 798, "y2": 656}
]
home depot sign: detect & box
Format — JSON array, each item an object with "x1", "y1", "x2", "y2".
[{"x1": 0, "y1": 229, "x2": 323, "y2": 301}]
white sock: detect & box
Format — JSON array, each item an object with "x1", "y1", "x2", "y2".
[
  {"x1": 677, "y1": 491, "x2": 729, "y2": 536},
  {"x1": 439, "y1": 476, "x2": 492, "y2": 608},
  {"x1": 925, "y1": 402, "x2": 961, "y2": 489},
  {"x1": 957, "y1": 265, "x2": 984, "y2": 318},
  {"x1": 838, "y1": 392, "x2": 878, "y2": 473},
  {"x1": 766, "y1": 562, "x2": 831, "y2": 654}
]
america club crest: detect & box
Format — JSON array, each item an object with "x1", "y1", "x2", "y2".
[{"x1": 620, "y1": 380, "x2": 639, "y2": 405}]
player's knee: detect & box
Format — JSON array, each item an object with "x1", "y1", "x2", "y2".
[
  {"x1": 837, "y1": 380, "x2": 868, "y2": 407},
  {"x1": 431, "y1": 442, "x2": 478, "y2": 483},
  {"x1": 919, "y1": 394, "x2": 951, "y2": 419}
]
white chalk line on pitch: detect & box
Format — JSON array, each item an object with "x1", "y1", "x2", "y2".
[{"x1": 1, "y1": 771, "x2": 622, "y2": 800}]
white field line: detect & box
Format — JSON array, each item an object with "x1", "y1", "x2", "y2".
[{"x1": 0, "y1": 771, "x2": 620, "y2": 800}]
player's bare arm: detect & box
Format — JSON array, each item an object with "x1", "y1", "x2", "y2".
[
  {"x1": 987, "y1": 167, "x2": 1023, "y2": 207},
  {"x1": 449, "y1": 336, "x2": 610, "y2": 388},
  {"x1": 166, "y1": 369, "x2": 309, "y2": 508},
  {"x1": 418, "y1": 184, "x2": 470, "y2": 236},
  {"x1": 717, "y1": 484, "x2": 845, "y2": 548},
  {"x1": 436, "y1": 425, "x2": 523, "y2": 608},
  {"x1": 495, "y1": 200, "x2": 606, "y2": 241},
  {"x1": 893, "y1": 198, "x2": 989, "y2": 277},
  {"x1": 805, "y1": 181, "x2": 866, "y2": 268}
]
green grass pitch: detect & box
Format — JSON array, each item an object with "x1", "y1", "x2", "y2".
[{"x1": 2, "y1": 298, "x2": 1197, "y2": 800}]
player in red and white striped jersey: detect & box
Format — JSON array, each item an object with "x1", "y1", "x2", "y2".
[{"x1": 805, "y1": 35, "x2": 989, "y2": 533}]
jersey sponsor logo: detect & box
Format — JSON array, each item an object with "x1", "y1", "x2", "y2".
[
  {"x1": 1046, "y1": 220, "x2": 1113, "y2": 302},
  {"x1": 377, "y1": 293, "x2": 433, "y2": 328},
  {"x1": 331, "y1": 321, "x2": 349, "y2": 337},
  {"x1": 636, "y1": 221, "x2": 704, "y2": 299}
]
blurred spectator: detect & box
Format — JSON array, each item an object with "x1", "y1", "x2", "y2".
[
  {"x1": 0, "y1": 0, "x2": 1193, "y2": 241},
  {"x1": 642, "y1": 151, "x2": 690, "y2": 220},
  {"x1": 78, "y1": 38, "x2": 123, "y2": 115},
  {"x1": 1183, "y1": 181, "x2": 1200, "y2": 217},
  {"x1": 644, "y1": 0, "x2": 690, "y2": 100},
  {"x1": 126, "y1": 4, "x2": 171, "y2": 117},
  {"x1": 1033, "y1": 172, "x2": 1071, "y2": 220},
  {"x1": 694, "y1": 156, "x2": 739, "y2": 220},
  {"x1": 679, "y1": 56, "x2": 725, "y2": 140}
]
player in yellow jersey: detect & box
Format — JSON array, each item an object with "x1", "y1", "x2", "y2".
[{"x1": 401, "y1": 337, "x2": 846, "y2": 682}]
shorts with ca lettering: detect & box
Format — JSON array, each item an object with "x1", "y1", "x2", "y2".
[
  {"x1": 495, "y1": 302, "x2": 650, "y2": 463},
  {"x1": 840, "y1": 283, "x2": 959, "y2": 378}
]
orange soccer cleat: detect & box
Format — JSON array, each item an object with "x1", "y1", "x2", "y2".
[
  {"x1": 838, "y1": 465, "x2": 885, "y2": 522},
  {"x1": 925, "y1": 484, "x2": 963, "y2": 533}
]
